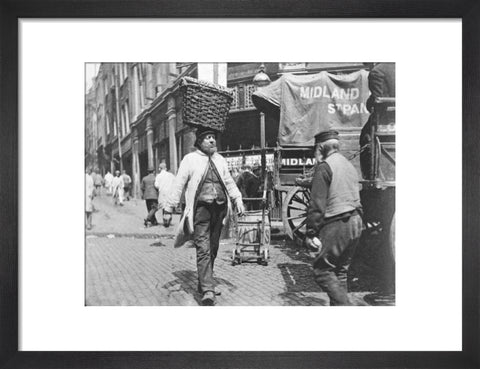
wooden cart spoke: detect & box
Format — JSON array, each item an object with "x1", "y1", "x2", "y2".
[
  {"x1": 292, "y1": 194, "x2": 308, "y2": 205},
  {"x1": 287, "y1": 205, "x2": 307, "y2": 212},
  {"x1": 282, "y1": 186, "x2": 310, "y2": 240},
  {"x1": 292, "y1": 218, "x2": 307, "y2": 233},
  {"x1": 287, "y1": 213, "x2": 307, "y2": 221}
]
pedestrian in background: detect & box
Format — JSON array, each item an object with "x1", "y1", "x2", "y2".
[
  {"x1": 92, "y1": 168, "x2": 103, "y2": 196},
  {"x1": 85, "y1": 167, "x2": 95, "y2": 230},
  {"x1": 155, "y1": 162, "x2": 175, "y2": 227},
  {"x1": 252, "y1": 163, "x2": 261, "y2": 178},
  {"x1": 230, "y1": 167, "x2": 240, "y2": 182},
  {"x1": 112, "y1": 170, "x2": 124, "y2": 206},
  {"x1": 141, "y1": 166, "x2": 159, "y2": 227},
  {"x1": 305, "y1": 130, "x2": 364, "y2": 306},
  {"x1": 236, "y1": 164, "x2": 261, "y2": 210},
  {"x1": 121, "y1": 170, "x2": 132, "y2": 201},
  {"x1": 104, "y1": 170, "x2": 114, "y2": 195},
  {"x1": 164, "y1": 127, "x2": 245, "y2": 306},
  {"x1": 360, "y1": 62, "x2": 395, "y2": 180}
]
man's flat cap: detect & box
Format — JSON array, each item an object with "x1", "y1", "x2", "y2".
[
  {"x1": 314, "y1": 130, "x2": 339, "y2": 144},
  {"x1": 196, "y1": 127, "x2": 218, "y2": 140}
]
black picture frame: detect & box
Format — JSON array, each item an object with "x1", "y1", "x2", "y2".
[{"x1": 1, "y1": 1, "x2": 479, "y2": 368}]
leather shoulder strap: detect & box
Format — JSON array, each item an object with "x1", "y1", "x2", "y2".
[{"x1": 209, "y1": 157, "x2": 229, "y2": 195}]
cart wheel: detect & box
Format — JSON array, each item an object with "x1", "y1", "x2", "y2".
[
  {"x1": 282, "y1": 186, "x2": 310, "y2": 243},
  {"x1": 262, "y1": 249, "x2": 269, "y2": 266}
]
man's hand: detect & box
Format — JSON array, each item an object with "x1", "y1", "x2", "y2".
[
  {"x1": 236, "y1": 201, "x2": 245, "y2": 216},
  {"x1": 304, "y1": 236, "x2": 322, "y2": 252}
]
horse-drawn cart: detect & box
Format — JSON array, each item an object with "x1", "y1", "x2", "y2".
[
  {"x1": 220, "y1": 68, "x2": 395, "y2": 266},
  {"x1": 248, "y1": 69, "x2": 396, "y2": 261}
]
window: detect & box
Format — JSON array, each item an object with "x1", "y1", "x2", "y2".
[
  {"x1": 118, "y1": 63, "x2": 128, "y2": 84},
  {"x1": 132, "y1": 65, "x2": 139, "y2": 115},
  {"x1": 122, "y1": 63, "x2": 128, "y2": 82},
  {"x1": 133, "y1": 65, "x2": 144, "y2": 113},
  {"x1": 104, "y1": 78, "x2": 108, "y2": 100},
  {"x1": 113, "y1": 116, "x2": 117, "y2": 136},
  {"x1": 230, "y1": 86, "x2": 239, "y2": 111},
  {"x1": 118, "y1": 64, "x2": 124, "y2": 82},
  {"x1": 121, "y1": 103, "x2": 130, "y2": 136},
  {"x1": 244, "y1": 84, "x2": 256, "y2": 109},
  {"x1": 120, "y1": 110, "x2": 124, "y2": 138},
  {"x1": 121, "y1": 112, "x2": 125, "y2": 137},
  {"x1": 110, "y1": 72, "x2": 115, "y2": 89},
  {"x1": 138, "y1": 63, "x2": 146, "y2": 108},
  {"x1": 96, "y1": 115, "x2": 99, "y2": 138},
  {"x1": 96, "y1": 112, "x2": 102, "y2": 138},
  {"x1": 124, "y1": 102, "x2": 130, "y2": 133},
  {"x1": 139, "y1": 78, "x2": 145, "y2": 108},
  {"x1": 106, "y1": 114, "x2": 110, "y2": 135}
]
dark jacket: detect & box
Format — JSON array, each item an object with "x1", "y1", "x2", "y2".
[
  {"x1": 236, "y1": 171, "x2": 260, "y2": 198},
  {"x1": 366, "y1": 63, "x2": 395, "y2": 112},
  {"x1": 141, "y1": 173, "x2": 158, "y2": 200}
]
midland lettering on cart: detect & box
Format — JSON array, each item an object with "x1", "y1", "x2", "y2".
[{"x1": 300, "y1": 86, "x2": 368, "y2": 115}]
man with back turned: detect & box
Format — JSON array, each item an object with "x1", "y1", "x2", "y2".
[
  {"x1": 305, "y1": 130, "x2": 364, "y2": 306},
  {"x1": 141, "y1": 166, "x2": 159, "y2": 227}
]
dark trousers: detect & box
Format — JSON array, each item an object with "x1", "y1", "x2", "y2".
[
  {"x1": 194, "y1": 202, "x2": 227, "y2": 293},
  {"x1": 360, "y1": 119, "x2": 380, "y2": 180},
  {"x1": 123, "y1": 184, "x2": 131, "y2": 199},
  {"x1": 145, "y1": 199, "x2": 158, "y2": 224},
  {"x1": 313, "y1": 214, "x2": 363, "y2": 306},
  {"x1": 360, "y1": 106, "x2": 395, "y2": 180}
]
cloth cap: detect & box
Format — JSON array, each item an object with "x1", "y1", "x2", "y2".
[
  {"x1": 196, "y1": 127, "x2": 218, "y2": 140},
  {"x1": 194, "y1": 127, "x2": 218, "y2": 148},
  {"x1": 147, "y1": 166, "x2": 155, "y2": 172},
  {"x1": 314, "y1": 130, "x2": 339, "y2": 144}
]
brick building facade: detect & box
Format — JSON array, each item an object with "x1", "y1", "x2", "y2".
[{"x1": 85, "y1": 62, "x2": 366, "y2": 198}]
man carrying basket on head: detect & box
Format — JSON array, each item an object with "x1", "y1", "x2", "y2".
[
  {"x1": 164, "y1": 127, "x2": 245, "y2": 306},
  {"x1": 165, "y1": 77, "x2": 246, "y2": 306}
]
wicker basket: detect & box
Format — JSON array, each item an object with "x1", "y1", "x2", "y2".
[{"x1": 180, "y1": 77, "x2": 233, "y2": 132}]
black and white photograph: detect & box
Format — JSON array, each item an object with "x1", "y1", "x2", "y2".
[
  {"x1": 7, "y1": 15, "x2": 469, "y2": 363},
  {"x1": 85, "y1": 62, "x2": 395, "y2": 307}
]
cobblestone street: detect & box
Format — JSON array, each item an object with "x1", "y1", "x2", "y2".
[{"x1": 86, "y1": 190, "x2": 386, "y2": 306}]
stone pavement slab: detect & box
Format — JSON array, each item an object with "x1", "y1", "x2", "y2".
[
  {"x1": 85, "y1": 188, "x2": 394, "y2": 306},
  {"x1": 86, "y1": 235, "x2": 372, "y2": 306},
  {"x1": 87, "y1": 190, "x2": 178, "y2": 237}
]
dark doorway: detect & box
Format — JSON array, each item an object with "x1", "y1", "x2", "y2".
[
  {"x1": 123, "y1": 155, "x2": 132, "y2": 177},
  {"x1": 139, "y1": 151, "x2": 148, "y2": 179}
]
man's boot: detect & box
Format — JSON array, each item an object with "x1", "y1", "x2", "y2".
[
  {"x1": 201, "y1": 291, "x2": 215, "y2": 306},
  {"x1": 197, "y1": 282, "x2": 221, "y2": 296}
]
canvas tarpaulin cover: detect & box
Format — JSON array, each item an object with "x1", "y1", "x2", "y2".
[{"x1": 252, "y1": 70, "x2": 370, "y2": 146}]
